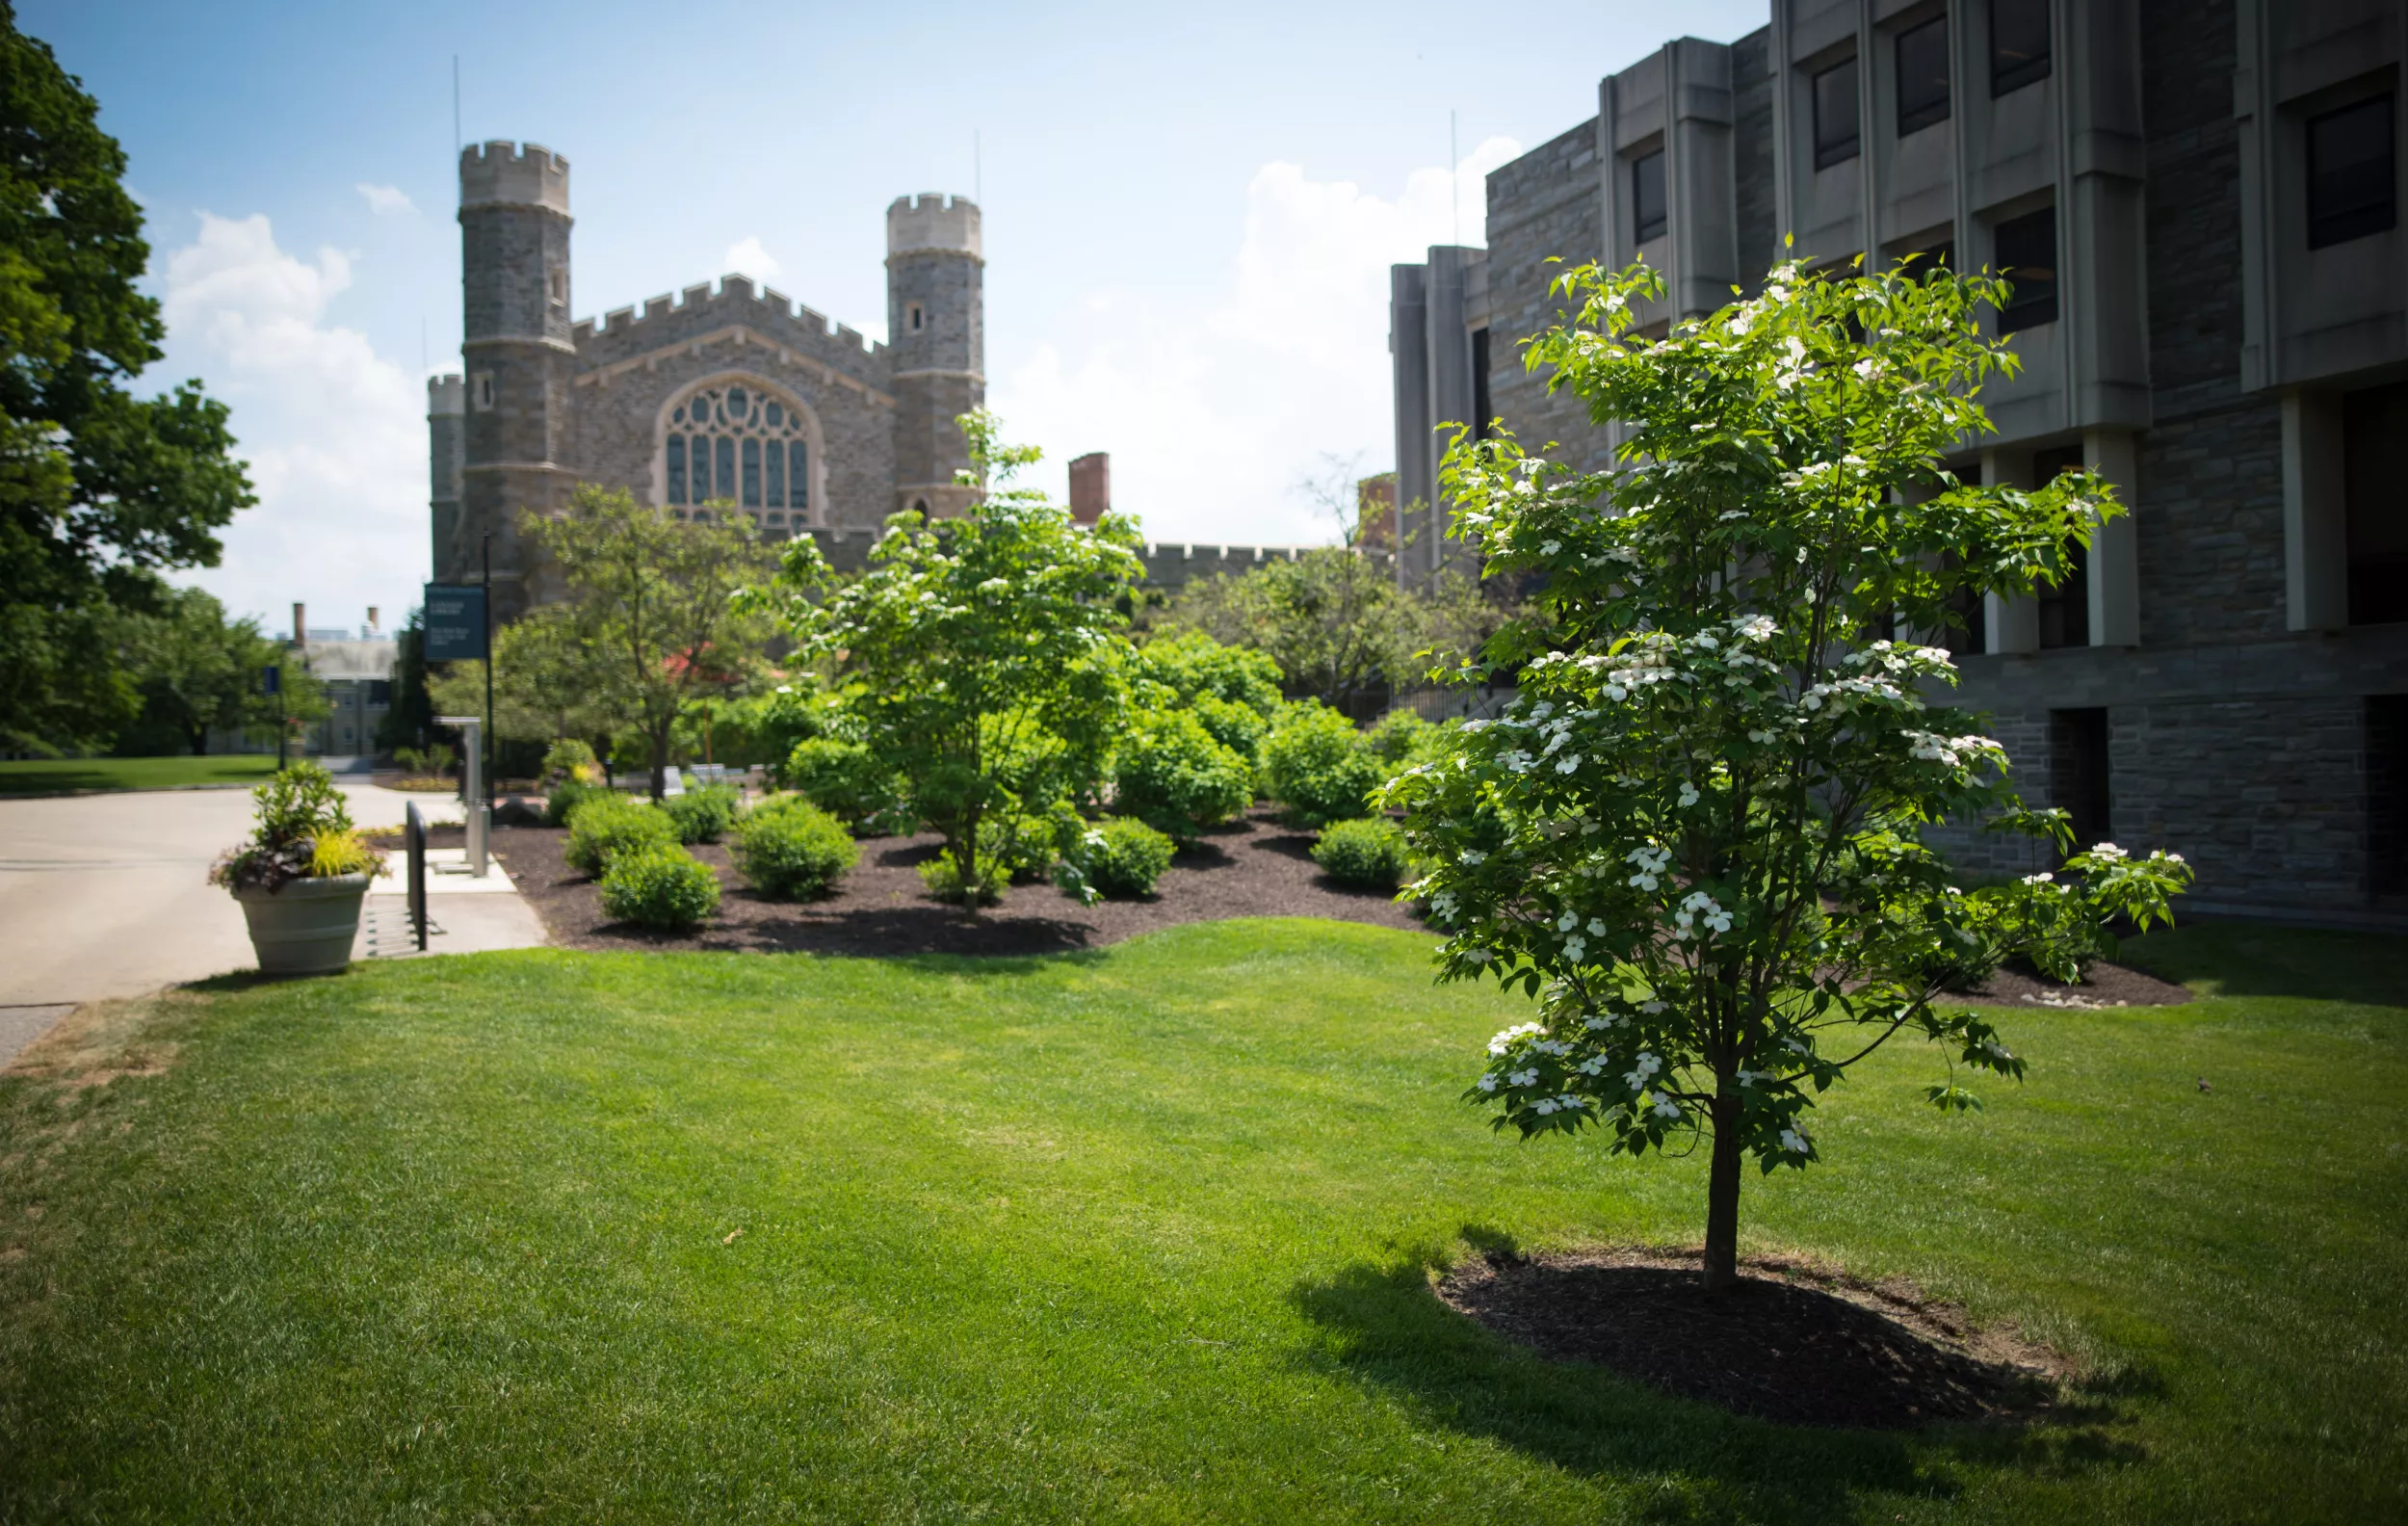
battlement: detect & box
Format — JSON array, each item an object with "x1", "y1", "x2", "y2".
[
  {"x1": 570, "y1": 274, "x2": 888, "y2": 380},
  {"x1": 886, "y1": 193, "x2": 981, "y2": 259},
  {"x1": 459, "y1": 141, "x2": 569, "y2": 214},
  {"x1": 428, "y1": 374, "x2": 464, "y2": 414}
]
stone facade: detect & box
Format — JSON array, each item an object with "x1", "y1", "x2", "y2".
[
  {"x1": 431, "y1": 143, "x2": 984, "y2": 617},
  {"x1": 1393, "y1": 0, "x2": 2408, "y2": 922}
]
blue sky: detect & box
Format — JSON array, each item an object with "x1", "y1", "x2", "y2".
[{"x1": 25, "y1": 0, "x2": 1767, "y2": 632}]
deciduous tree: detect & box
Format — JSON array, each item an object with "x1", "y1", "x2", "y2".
[{"x1": 1384, "y1": 257, "x2": 2192, "y2": 1291}]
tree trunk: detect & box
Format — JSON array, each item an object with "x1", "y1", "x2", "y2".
[
  {"x1": 1702, "y1": 1092, "x2": 1744, "y2": 1292},
  {"x1": 648, "y1": 728, "x2": 669, "y2": 802}
]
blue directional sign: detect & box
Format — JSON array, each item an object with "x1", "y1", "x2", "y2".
[{"x1": 423, "y1": 583, "x2": 487, "y2": 662}]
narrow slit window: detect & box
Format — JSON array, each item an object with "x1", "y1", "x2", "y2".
[
  {"x1": 1471, "y1": 327, "x2": 1492, "y2": 440},
  {"x1": 1896, "y1": 15, "x2": 1951, "y2": 137},
  {"x1": 2309, "y1": 95, "x2": 2396, "y2": 250},
  {"x1": 1995, "y1": 207, "x2": 2058, "y2": 331},
  {"x1": 667, "y1": 435, "x2": 687, "y2": 504},
  {"x1": 1632, "y1": 149, "x2": 1667, "y2": 243},
  {"x1": 2343, "y1": 381, "x2": 2408, "y2": 624},
  {"x1": 742, "y1": 437, "x2": 762, "y2": 508},
  {"x1": 1990, "y1": 0, "x2": 2051, "y2": 96},
  {"x1": 908, "y1": 303, "x2": 924, "y2": 332},
  {"x1": 1813, "y1": 56, "x2": 1860, "y2": 169}
]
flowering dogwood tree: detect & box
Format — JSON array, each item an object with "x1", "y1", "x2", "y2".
[{"x1": 1379, "y1": 257, "x2": 2192, "y2": 1290}]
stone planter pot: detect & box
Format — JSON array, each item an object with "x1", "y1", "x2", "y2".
[{"x1": 232, "y1": 872, "x2": 373, "y2": 976}]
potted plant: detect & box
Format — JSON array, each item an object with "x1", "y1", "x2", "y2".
[{"x1": 209, "y1": 761, "x2": 387, "y2": 975}]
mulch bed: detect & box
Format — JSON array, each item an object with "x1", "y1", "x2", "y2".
[
  {"x1": 1439, "y1": 1247, "x2": 2072, "y2": 1429},
  {"x1": 486, "y1": 809, "x2": 1425, "y2": 958},
  {"x1": 378, "y1": 814, "x2": 2194, "y2": 1002}
]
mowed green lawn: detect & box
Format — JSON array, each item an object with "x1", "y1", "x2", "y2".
[
  {"x1": 0, "y1": 752, "x2": 280, "y2": 795},
  {"x1": 0, "y1": 920, "x2": 2400, "y2": 1523}
]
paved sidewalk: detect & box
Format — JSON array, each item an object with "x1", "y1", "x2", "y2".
[{"x1": 0, "y1": 783, "x2": 539, "y2": 1065}]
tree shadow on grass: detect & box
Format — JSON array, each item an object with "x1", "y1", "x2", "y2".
[
  {"x1": 2119, "y1": 923, "x2": 2408, "y2": 1009},
  {"x1": 1289, "y1": 1234, "x2": 2151, "y2": 1524}
]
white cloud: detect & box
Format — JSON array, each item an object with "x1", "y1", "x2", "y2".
[
  {"x1": 158, "y1": 212, "x2": 426, "y2": 633},
  {"x1": 992, "y1": 136, "x2": 1520, "y2": 547},
  {"x1": 723, "y1": 235, "x2": 782, "y2": 284},
  {"x1": 355, "y1": 182, "x2": 414, "y2": 218}
]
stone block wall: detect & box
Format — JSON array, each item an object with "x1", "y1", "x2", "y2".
[{"x1": 1482, "y1": 118, "x2": 1615, "y2": 475}]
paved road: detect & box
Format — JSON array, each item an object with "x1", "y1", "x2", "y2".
[{"x1": 0, "y1": 782, "x2": 467, "y2": 1013}]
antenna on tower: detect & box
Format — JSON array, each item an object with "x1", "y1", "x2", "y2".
[
  {"x1": 452, "y1": 56, "x2": 460, "y2": 159},
  {"x1": 1451, "y1": 109, "x2": 1459, "y2": 246}
]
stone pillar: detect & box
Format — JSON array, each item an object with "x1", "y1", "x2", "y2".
[
  {"x1": 2083, "y1": 428, "x2": 2141, "y2": 646},
  {"x1": 1983, "y1": 449, "x2": 2041, "y2": 653},
  {"x1": 2282, "y1": 388, "x2": 2349, "y2": 631}
]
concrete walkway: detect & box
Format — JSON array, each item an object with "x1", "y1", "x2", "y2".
[{"x1": 0, "y1": 783, "x2": 542, "y2": 1066}]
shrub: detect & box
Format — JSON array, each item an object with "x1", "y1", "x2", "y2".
[
  {"x1": 1112, "y1": 710, "x2": 1254, "y2": 842},
  {"x1": 541, "y1": 738, "x2": 599, "y2": 785},
  {"x1": 1312, "y1": 816, "x2": 1410, "y2": 889},
  {"x1": 545, "y1": 779, "x2": 609, "y2": 828},
  {"x1": 728, "y1": 795, "x2": 858, "y2": 900},
  {"x1": 1191, "y1": 693, "x2": 1270, "y2": 759},
  {"x1": 990, "y1": 802, "x2": 1080, "y2": 883},
  {"x1": 666, "y1": 783, "x2": 740, "y2": 844},
  {"x1": 1363, "y1": 709, "x2": 1443, "y2": 770},
  {"x1": 1261, "y1": 701, "x2": 1383, "y2": 827},
  {"x1": 1135, "y1": 627, "x2": 1284, "y2": 715},
  {"x1": 598, "y1": 843, "x2": 720, "y2": 931},
  {"x1": 563, "y1": 794, "x2": 677, "y2": 877},
  {"x1": 210, "y1": 762, "x2": 361, "y2": 891},
  {"x1": 781, "y1": 737, "x2": 907, "y2": 831},
  {"x1": 1071, "y1": 816, "x2": 1175, "y2": 900},
  {"x1": 920, "y1": 848, "x2": 1009, "y2": 907}
]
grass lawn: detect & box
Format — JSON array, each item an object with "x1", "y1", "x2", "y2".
[
  {"x1": 0, "y1": 753, "x2": 280, "y2": 795},
  {"x1": 1, "y1": 920, "x2": 2401, "y2": 1523}
]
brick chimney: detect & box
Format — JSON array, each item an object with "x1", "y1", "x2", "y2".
[
  {"x1": 1068, "y1": 452, "x2": 1111, "y2": 526},
  {"x1": 292, "y1": 602, "x2": 305, "y2": 645},
  {"x1": 1355, "y1": 472, "x2": 1398, "y2": 549}
]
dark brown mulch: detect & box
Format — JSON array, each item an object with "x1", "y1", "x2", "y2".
[
  {"x1": 1957, "y1": 958, "x2": 2192, "y2": 1009},
  {"x1": 1439, "y1": 1247, "x2": 2071, "y2": 1430},
  {"x1": 488, "y1": 809, "x2": 1425, "y2": 957}
]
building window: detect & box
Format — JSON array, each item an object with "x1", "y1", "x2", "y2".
[
  {"x1": 2343, "y1": 381, "x2": 2408, "y2": 623},
  {"x1": 1990, "y1": 0, "x2": 2050, "y2": 96},
  {"x1": 2049, "y1": 707, "x2": 2112, "y2": 854},
  {"x1": 1813, "y1": 56, "x2": 1860, "y2": 169},
  {"x1": 2031, "y1": 445, "x2": 2088, "y2": 647},
  {"x1": 663, "y1": 382, "x2": 811, "y2": 513},
  {"x1": 2309, "y1": 95, "x2": 2396, "y2": 250},
  {"x1": 473, "y1": 372, "x2": 493, "y2": 410},
  {"x1": 1896, "y1": 15, "x2": 1951, "y2": 137},
  {"x1": 1471, "y1": 327, "x2": 1492, "y2": 440},
  {"x1": 907, "y1": 303, "x2": 925, "y2": 332},
  {"x1": 1908, "y1": 240, "x2": 1953, "y2": 277},
  {"x1": 1995, "y1": 206, "x2": 2058, "y2": 331},
  {"x1": 1632, "y1": 149, "x2": 1667, "y2": 243},
  {"x1": 548, "y1": 269, "x2": 567, "y2": 306}
]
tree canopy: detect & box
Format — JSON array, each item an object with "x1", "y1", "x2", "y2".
[{"x1": 0, "y1": 6, "x2": 253, "y2": 751}]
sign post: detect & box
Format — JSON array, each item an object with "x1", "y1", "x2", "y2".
[
  {"x1": 425, "y1": 583, "x2": 492, "y2": 878},
  {"x1": 264, "y1": 663, "x2": 284, "y2": 769}
]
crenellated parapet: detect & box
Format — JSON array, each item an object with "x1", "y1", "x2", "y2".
[
  {"x1": 459, "y1": 140, "x2": 569, "y2": 214},
  {"x1": 1138, "y1": 540, "x2": 1390, "y2": 592},
  {"x1": 886, "y1": 192, "x2": 981, "y2": 261},
  {"x1": 571, "y1": 274, "x2": 888, "y2": 390}
]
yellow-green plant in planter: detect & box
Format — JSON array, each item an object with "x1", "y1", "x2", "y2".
[{"x1": 210, "y1": 762, "x2": 387, "y2": 975}]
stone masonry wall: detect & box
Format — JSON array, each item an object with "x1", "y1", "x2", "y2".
[
  {"x1": 1483, "y1": 118, "x2": 1615, "y2": 476},
  {"x1": 570, "y1": 336, "x2": 896, "y2": 530},
  {"x1": 1730, "y1": 27, "x2": 1778, "y2": 288},
  {"x1": 573, "y1": 276, "x2": 886, "y2": 391}
]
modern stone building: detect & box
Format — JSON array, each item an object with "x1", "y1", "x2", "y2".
[
  {"x1": 429, "y1": 142, "x2": 985, "y2": 617},
  {"x1": 1393, "y1": 0, "x2": 2408, "y2": 922}
]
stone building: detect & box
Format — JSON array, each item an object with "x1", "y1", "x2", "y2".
[
  {"x1": 1392, "y1": 0, "x2": 2408, "y2": 923},
  {"x1": 429, "y1": 142, "x2": 985, "y2": 617}
]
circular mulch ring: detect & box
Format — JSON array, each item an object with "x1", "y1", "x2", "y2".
[
  {"x1": 1959, "y1": 959, "x2": 2192, "y2": 1008},
  {"x1": 1438, "y1": 1247, "x2": 2072, "y2": 1430},
  {"x1": 480, "y1": 808, "x2": 1426, "y2": 958}
]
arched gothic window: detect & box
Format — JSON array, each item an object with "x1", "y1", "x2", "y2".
[{"x1": 664, "y1": 382, "x2": 810, "y2": 528}]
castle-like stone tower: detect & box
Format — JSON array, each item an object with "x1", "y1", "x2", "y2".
[
  {"x1": 432, "y1": 140, "x2": 984, "y2": 613},
  {"x1": 455, "y1": 143, "x2": 573, "y2": 616},
  {"x1": 885, "y1": 194, "x2": 983, "y2": 516}
]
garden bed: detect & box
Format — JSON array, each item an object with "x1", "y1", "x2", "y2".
[
  {"x1": 490, "y1": 809, "x2": 1426, "y2": 957},
  {"x1": 1437, "y1": 1246, "x2": 2071, "y2": 1430}
]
